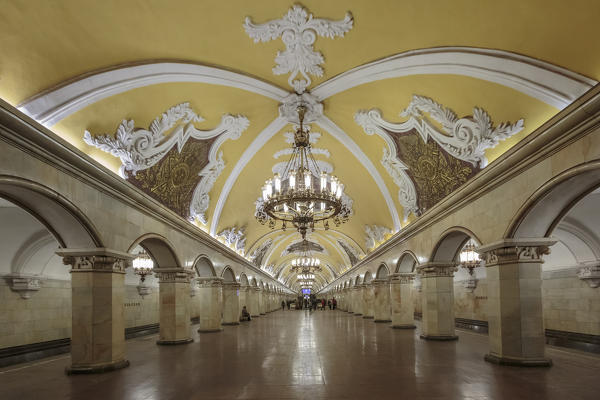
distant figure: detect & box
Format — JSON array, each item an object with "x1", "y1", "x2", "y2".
[
  {"x1": 281, "y1": 300, "x2": 285, "y2": 311},
  {"x1": 240, "y1": 305, "x2": 251, "y2": 321},
  {"x1": 321, "y1": 299, "x2": 326, "y2": 310},
  {"x1": 328, "y1": 299, "x2": 332, "y2": 310},
  {"x1": 332, "y1": 298, "x2": 337, "y2": 310}
]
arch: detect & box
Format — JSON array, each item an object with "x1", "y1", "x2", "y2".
[
  {"x1": 363, "y1": 271, "x2": 373, "y2": 284},
  {"x1": 128, "y1": 233, "x2": 181, "y2": 268},
  {"x1": 430, "y1": 227, "x2": 482, "y2": 263},
  {"x1": 0, "y1": 175, "x2": 103, "y2": 248},
  {"x1": 396, "y1": 250, "x2": 418, "y2": 273},
  {"x1": 506, "y1": 160, "x2": 600, "y2": 239},
  {"x1": 221, "y1": 266, "x2": 236, "y2": 282},
  {"x1": 193, "y1": 255, "x2": 216, "y2": 277},
  {"x1": 354, "y1": 276, "x2": 361, "y2": 286},
  {"x1": 376, "y1": 263, "x2": 390, "y2": 279},
  {"x1": 239, "y1": 272, "x2": 250, "y2": 286}
]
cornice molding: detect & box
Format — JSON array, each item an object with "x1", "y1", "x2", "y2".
[
  {"x1": 0, "y1": 99, "x2": 285, "y2": 289},
  {"x1": 312, "y1": 47, "x2": 597, "y2": 109},
  {"x1": 318, "y1": 84, "x2": 600, "y2": 293}
]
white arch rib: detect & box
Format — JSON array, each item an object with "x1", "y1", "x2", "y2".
[
  {"x1": 316, "y1": 115, "x2": 401, "y2": 231},
  {"x1": 18, "y1": 62, "x2": 290, "y2": 127},
  {"x1": 312, "y1": 47, "x2": 596, "y2": 109},
  {"x1": 17, "y1": 48, "x2": 596, "y2": 129}
]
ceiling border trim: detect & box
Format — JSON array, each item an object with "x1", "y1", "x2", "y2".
[
  {"x1": 17, "y1": 62, "x2": 290, "y2": 127},
  {"x1": 312, "y1": 47, "x2": 597, "y2": 109}
]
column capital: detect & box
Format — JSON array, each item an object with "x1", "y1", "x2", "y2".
[
  {"x1": 196, "y1": 276, "x2": 224, "y2": 287},
  {"x1": 155, "y1": 267, "x2": 194, "y2": 283},
  {"x1": 57, "y1": 248, "x2": 134, "y2": 274},
  {"x1": 476, "y1": 238, "x2": 557, "y2": 266},
  {"x1": 222, "y1": 281, "x2": 241, "y2": 288},
  {"x1": 389, "y1": 273, "x2": 415, "y2": 284},
  {"x1": 417, "y1": 262, "x2": 457, "y2": 278}
]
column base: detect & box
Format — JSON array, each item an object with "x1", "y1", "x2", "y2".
[
  {"x1": 221, "y1": 322, "x2": 240, "y2": 326},
  {"x1": 363, "y1": 316, "x2": 374, "y2": 319},
  {"x1": 348, "y1": 311, "x2": 354, "y2": 314},
  {"x1": 354, "y1": 313, "x2": 363, "y2": 316},
  {"x1": 251, "y1": 314, "x2": 260, "y2": 318},
  {"x1": 419, "y1": 334, "x2": 458, "y2": 341},
  {"x1": 156, "y1": 338, "x2": 193, "y2": 345},
  {"x1": 391, "y1": 324, "x2": 416, "y2": 329},
  {"x1": 66, "y1": 359, "x2": 129, "y2": 375},
  {"x1": 197, "y1": 328, "x2": 223, "y2": 333},
  {"x1": 484, "y1": 353, "x2": 552, "y2": 367},
  {"x1": 374, "y1": 319, "x2": 391, "y2": 323}
]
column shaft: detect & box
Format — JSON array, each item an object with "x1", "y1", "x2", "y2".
[
  {"x1": 390, "y1": 273, "x2": 416, "y2": 329},
  {"x1": 60, "y1": 250, "x2": 131, "y2": 374},
  {"x1": 363, "y1": 284, "x2": 374, "y2": 319},
  {"x1": 156, "y1": 268, "x2": 194, "y2": 345},
  {"x1": 197, "y1": 277, "x2": 223, "y2": 332},
  {"x1": 372, "y1": 279, "x2": 391, "y2": 323},
  {"x1": 418, "y1": 262, "x2": 458, "y2": 341},
  {"x1": 478, "y1": 239, "x2": 555, "y2": 367}
]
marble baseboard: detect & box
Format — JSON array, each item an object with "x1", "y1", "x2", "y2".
[{"x1": 0, "y1": 338, "x2": 70, "y2": 368}]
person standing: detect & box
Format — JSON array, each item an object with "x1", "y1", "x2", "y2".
[
  {"x1": 281, "y1": 300, "x2": 285, "y2": 311},
  {"x1": 332, "y1": 297, "x2": 337, "y2": 310}
]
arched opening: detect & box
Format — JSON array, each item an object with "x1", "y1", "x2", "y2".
[
  {"x1": 363, "y1": 271, "x2": 373, "y2": 284},
  {"x1": 396, "y1": 251, "x2": 418, "y2": 273},
  {"x1": 221, "y1": 266, "x2": 236, "y2": 282},
  {"x1": 129, "y1": 234, "x2": 181, "y2": 269},
  {"x1": 376, "y1": 263, "x2": 389, "y2": 279},
  {"x1": 505, "y1": 163, "x2": 600, "y2": 352},
  {"x1": 239, "y1": 273, "x2": 249, "y2": 286},
  {"x1": 193, "y1": 255, "x2": 216, "y2": 277},
  {"x1": 0, "y1": 178, "x2": 104, "y2": 364}
]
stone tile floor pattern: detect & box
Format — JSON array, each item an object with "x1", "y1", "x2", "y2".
[{"x1": 1, "y1": 310, "x2": 599, "y2": 399}]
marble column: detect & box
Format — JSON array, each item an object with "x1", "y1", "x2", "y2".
[
  {"x1": 390, "y1": 273, "x2": 416, "y2": 329},
  {"x1": 418, "y1": 262, "x2": 458, "y2": 341},
  {"x1": 478, "y1": 239, "x2": 556, "y2": 367},
  {"x1": 362, "y1": 283, "x2": 374, "y2": 319},
  {"x1": 239, "y1": 285, "x2": 249, "y2": 317},
  {"x1": 372, "y1": 278, "x2": 392, "y2": 323},
  {"x1": 346, "y1": 289, "x2": 353, "y2": 313},
  {"x1": 197, "y1": 277, "x2": 224, "y2": 332},
  {"x1": 155, "y1": 268, "x2": 194, "y2": 345},
  {"x1": 258, "y1": 289, "x2": 266, "y2": 315},
  {"x1": 58, "y1": 249, "x2": 132, "y2": 374},
  {"x1": 353, "y1": 285, "x2": 363, "y2": 316},
  {"x1": 250, "y1": 287, "x2": 261, "y2": 317}
]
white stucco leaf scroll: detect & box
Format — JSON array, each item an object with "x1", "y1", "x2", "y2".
[
  {"x1": 244, "y1": 5, "x2": 353, "y2": 93},
  {"x1": 84, "y1": 103, "x2": 249, "y2": 224}
]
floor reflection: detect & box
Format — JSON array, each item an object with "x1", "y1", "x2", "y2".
[{"x1": 0, "y1": 310, "x2": 598, "y2": 399}]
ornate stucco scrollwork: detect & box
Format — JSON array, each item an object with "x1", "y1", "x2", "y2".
[
  {"x1": 62, "y1": 255, "x2": 130, "y2": 273},
  {"x1": 364, "y1": 225, "x2": 392, "y2": 250},
  {"x1": 337, "y1": 239, "x2": 361, "y2": 266},
  {"x1": 244, "y1": 5, "x2": 353, "y2": 93},
  {"x1": 83, "y1": 103, "x2": 249, "y2": 223},
  {"x1": 390, "y1": 273, "x2": 415, "y2": 285},
  {"x1": 154, "y1": 268, "x2": 194, "y2": 284},
  {"x1": 477, "y1": 239, "x2": 556, "y2": 266},
  {"x1": 355, "y1": 95, "x2": 525, "y2": 219},
  {"x1": 417, "y1": 262, "x2": 458, "y2": 278},
  {"x1": 249, "y1": 238, "x2": 273, "y2": 267},
  {"x1": 577, "y1": 262, "x2": 600, "y2": 288},
  {"x1": 217, "y1": 226, "x2": 246, "y2": 254}
]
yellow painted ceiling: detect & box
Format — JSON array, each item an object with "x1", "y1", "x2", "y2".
[{"x1": 1, "y1": 0, "x2": 598, "y2": 291}]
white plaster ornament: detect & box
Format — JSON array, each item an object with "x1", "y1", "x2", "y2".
[
  {"x1": 355, "y1": 95, "x2": 525, "y2": 220},
  {"x1": 244, "y1": 5, "x2": 353, "y2": 93},
  {"x1": 83, "y1": 103, "x2": 249, "y2": 224}
]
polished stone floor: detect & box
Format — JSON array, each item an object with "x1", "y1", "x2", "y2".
[{"x1": 1, "y1": 310, "x2": 599, "y2": 399}]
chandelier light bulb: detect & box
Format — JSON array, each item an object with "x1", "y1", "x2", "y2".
[
  {"x1": 274, "y1": 173, "x2": 281, "y2": 193},
  {"x1": 289, "y1": 172, "x2": 296, "y2": 189},
  {"x1": 304, "y1": 170, "x2": 311, "y2": 189},
  {"x1": 336, "y1": 183, "x2": 344, "y2": 199},
  {"x1": 331, "y1": 176, "x2": 338, "y2": 194},
  {"x1": 320, "y1": 172, "x2": 327, "y2": 191}
]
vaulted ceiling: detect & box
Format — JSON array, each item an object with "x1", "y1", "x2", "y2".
[{"x1": 2, "y1": 0, "x2": 599, "y2": 292}]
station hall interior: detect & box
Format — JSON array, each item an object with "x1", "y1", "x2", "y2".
[{"x1": 0, "y1": 1, "x2": 599, "y2": 399}]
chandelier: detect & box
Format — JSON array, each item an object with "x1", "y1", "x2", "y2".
[
  {"x1": 290, "y1": 240, "x2": 322, "y2": 274},
  {"x1": 132, "y1": 249, "x2": 154, "y2": 282},
  {"x1": 255, "y1": 105, "x2": 351, "y2": 239},
  {"x1": 459, "y1": 240, "x2": 481, "y2": 292}
]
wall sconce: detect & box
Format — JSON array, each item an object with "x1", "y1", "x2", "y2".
[{"x1": 133, "y1": 250, "x2": 153, "y2": 298}]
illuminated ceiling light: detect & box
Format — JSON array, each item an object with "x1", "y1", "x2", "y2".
[
  {"x1": 459, "y1": 239, "x2": 481, "y2": 292},
  {"x1": 255, "y1": 105, "x2": 351, "y2": 239}
]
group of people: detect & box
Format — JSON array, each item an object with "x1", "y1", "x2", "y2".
[{"x1": 282, "y1": 297, "x2": 337, "y2": 311}]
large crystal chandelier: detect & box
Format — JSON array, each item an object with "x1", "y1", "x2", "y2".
[
  {"x1": 255, "y1": 105, "x2": 351, "y2": 239},
  {"x1": 290, "y1": 239, "x2": 322, "y2": 273}
]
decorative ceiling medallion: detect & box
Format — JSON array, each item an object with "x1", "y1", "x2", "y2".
[
  {"x1": 355, "y1": 95, "x2": 524, "y2": 219},
  {"x1": 244, "y1": 5, "x2": 353, "y2": 93},
  {"x1": 279, "y1": 93, "x2": 323, "y2": 123},
  {"x1": 217, "y1": 226, "x2": 246, "y2": 255},
  {"x1": 365, "y1": 225, "x2": 392, "y2": 250},
  {"x1": 84, "y1": 103, "x2": 249, "y2": 223}
]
